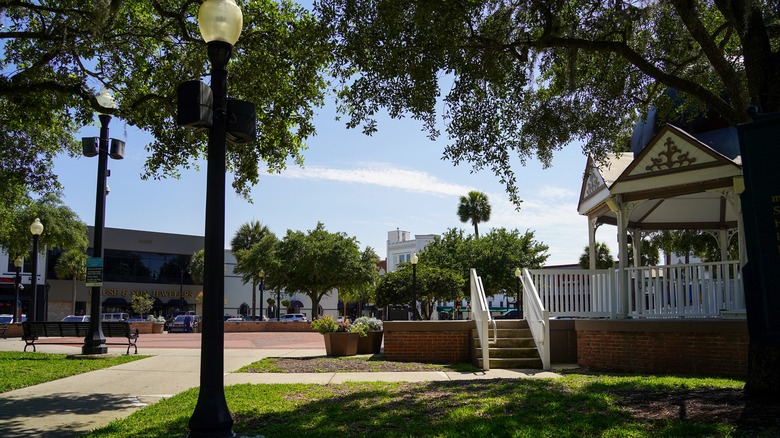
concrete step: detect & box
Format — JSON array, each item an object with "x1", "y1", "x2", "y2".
[
  {"x1": 471, "y1": 328, "x2": 533, "y2": 338},
  {"x1": 475, "y1": 347, "x2": 539, "y2": 358},
  {"x1": 476, "y1": 357, "x2": 544, "y2": 369},
  {"x1": 473, "y1": 337, "x2": 536, "y2": 349}
]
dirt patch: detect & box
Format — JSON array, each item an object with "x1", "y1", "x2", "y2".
[{"x1": 258, "y1": 356, "x2": 450, "y2": 373}]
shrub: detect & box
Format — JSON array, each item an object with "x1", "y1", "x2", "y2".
[{"x1": 353, "y1": 316, "x2": 383, "y2": 331}]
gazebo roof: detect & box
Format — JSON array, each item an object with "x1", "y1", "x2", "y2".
[{"x1": 578, "y1": 124, "x2": 742, "y2": 231}]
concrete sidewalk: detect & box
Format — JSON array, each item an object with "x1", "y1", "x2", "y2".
[{"x1": 0, "y1": 336, "x2": 560, "y2": 437}]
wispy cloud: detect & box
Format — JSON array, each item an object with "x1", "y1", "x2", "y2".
[{"x1": 279, "y1": 164, "x2": 474, "y2": 197}]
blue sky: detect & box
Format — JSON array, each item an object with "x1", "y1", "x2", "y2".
[{"x1": 52, "y1": 92, "x2": 618, "y2": 266}]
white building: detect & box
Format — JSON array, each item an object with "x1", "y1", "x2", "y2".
[{"x1": 385, "y1": 229, "x2": 437, "y2": 272}]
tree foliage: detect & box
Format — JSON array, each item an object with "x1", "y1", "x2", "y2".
[
  {"x1": 317, "y1": 0, "x2": 780, "y2": 205},
  {"x1": 1, "y1": 0, "x2": 333, "y2": 215},
  {"x1": 419, "y1": 227, "x2": 549, "y2": 297},
  {"x1": 375, "y1": 263, "x2": 463, "y2": 320},
  {"x1": 0, "y1": 193, "x2": 88, "y2": 260},
  {"x1": 54, "y1": 248, "x2": 87, "y2": 314},
  {"x1": 578, "y1": 242, "x2": 615, "y2": 269},
  {"x1": 131, "y1": 293, "x2": 155, "y2": 317},
  {"x1": 270, "y1": 222, "x2": 374, "y2": 318},
  {"x1": 457, "y1": 191, "x2": 492, "y2": 238}
]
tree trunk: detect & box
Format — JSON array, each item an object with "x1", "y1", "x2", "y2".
[
  {"x1": 71, "y1": 279, "x2": 77, "y2": 314},
  {"x1": 745, "y1": 340, "x2": 780, "y2": 396}
]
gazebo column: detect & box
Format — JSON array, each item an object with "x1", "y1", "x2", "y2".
[
  {"x1": 632, "y1": 228, "x2": 642, "y2": 267},
  {"x1": 607, "y1": 196, "x2": 630, "y2": 318},
  {"x1": 718, "y1": 229, "x2": 729, "y2": 262},
  {"x1": 724, "y1": 177, "x2": 747, "y2": 266},
  {"x1": 588, "y1": 216, "x2": 598, "y2": 270}
]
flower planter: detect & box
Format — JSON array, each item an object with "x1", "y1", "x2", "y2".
[
  {"x1": 152, "y1": 323, "x2": 165, "y2": 334},
  {"x1": 323, "y1": 332, "x2": 359, "y2": 356},
  {"x1": 357, "y1": 331, "x2": 383, "y2": 354}
]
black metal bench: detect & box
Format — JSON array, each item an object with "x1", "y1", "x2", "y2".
[{"x1": 22, "y1": 321, "x2": 139, "y2": 354}]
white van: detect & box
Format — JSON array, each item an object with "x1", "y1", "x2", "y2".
[{"x1": 101, "y1": 313, "x2": 129, "y2": 321}]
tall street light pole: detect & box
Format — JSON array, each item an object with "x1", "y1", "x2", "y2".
[
  {"x1": 13, "y1": 256, "x2": 23, "y2": 322},
  {"x1": 514, "y1": 267, "x2": 523, "y2": 319},
  {"x1": 83, "y1": 87, "x2": 125, "y2": 355},
  {"x1": 188, "y1": 1, "x2": 243, "y2": 435},
  {"x1": 411, "y1": 253, "x2": 419, "y2": 321},
  {"x1": 258, "y1": 270, "x2": 265, "y2": 320},
  {"x1": 30, "y1": 218, "x2": 44, "y2": 321}
]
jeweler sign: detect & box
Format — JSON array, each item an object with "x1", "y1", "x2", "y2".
[
  {"x1": 85, "y1": 257, "x2": 103, "y2": 287},
  {"x1": 738, "y1": 113, "x2": 780, "y2": 347}
]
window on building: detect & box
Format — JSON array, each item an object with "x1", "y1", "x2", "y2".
[{"x1": 47, "y1": 249, "x2": 193, "y2": 285}]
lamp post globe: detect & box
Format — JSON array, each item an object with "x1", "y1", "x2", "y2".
[
  {"x1": 30, "y1": 218, "x2": 44, "y2": 321},
  {"x1": 189, "y1": 0, "x2": 243, "y2": 436}
]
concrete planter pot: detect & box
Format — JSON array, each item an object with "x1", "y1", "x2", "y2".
[
  {"x1": 356, "y1": 331, "x2": 383, "y2": 354},
  {"x1": 323, "y1": 332, "x2": 359, "y2": 356},
  {"x1": 152, "y1": 322, "x2": 165, "y2": 334}
]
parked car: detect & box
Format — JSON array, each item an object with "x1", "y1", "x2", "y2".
[
  {"x1": 101, "y1": 312, "x2": 129, "y2": 321},
  {"x1": 62, "y1": 315, "x2": 90, "y2": 322},
  {"x1": 168, "y1": 314, "x2": 200, "y2": 332},
  {"x1": 281, "y1": 313, "x2": 307, "y2": 322},
  {"x1": 0, "y1": 314, "x2": 27, "y2": 324},
  {"x1": 497, "y1": 309, "x2": 519, "y2": 319},
  {"x1": 225, "y1": 317, "x2": 244, "y2": 322}
]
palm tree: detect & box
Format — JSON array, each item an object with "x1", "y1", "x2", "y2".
[
  {"x1": 231, "y1": 221, "x2": 273, "y2": 318},
  {"x1": 54, "y1": 249, "x2": 87, "y2": 314},
  {"x1": 457, "y1": 191, "x2": 491, "y2": 238}
]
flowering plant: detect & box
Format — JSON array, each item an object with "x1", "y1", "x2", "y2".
[
  {"x1": 352, "y1": 316, "x2": 383, "y2": 332},
  {"x1": 311, "y1": 315, "x2": 339, "y2": 334}
]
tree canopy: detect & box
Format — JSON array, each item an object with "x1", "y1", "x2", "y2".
[
  {"x1": 375, "y1": 264, "x2": 463, "y2": 320},
  {"x1": 1, "y1": 0, "x2": 332, "y2": 213},
  {"x1": 317, "y1": 0, "x2": 780, "y2": 205},
  {"x1": 420, "y1": 227, "x2": 549, "y2": 297},
  {"x1": 578, "y1": 242, "x2": 615, "y2": 270},
  {"x1": 269, "y1": 222, "x2": 376, "y2": 318}
]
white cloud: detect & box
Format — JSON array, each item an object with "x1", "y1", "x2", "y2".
[{"x1": 279, "y1": 164, "x2": 474, "y2": 197}]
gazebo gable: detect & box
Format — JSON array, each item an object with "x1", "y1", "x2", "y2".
[{"x1": 612, "y1": 124, "x2": 741, "y2": 194}]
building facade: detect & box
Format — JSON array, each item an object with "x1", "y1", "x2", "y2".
[{"x1": 385, "y1": 229, "x2": 436, "y2": 273}]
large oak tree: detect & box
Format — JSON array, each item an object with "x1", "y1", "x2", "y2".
[{"x1": 317, "y1": 0, "x2": 779, "y2": 395}]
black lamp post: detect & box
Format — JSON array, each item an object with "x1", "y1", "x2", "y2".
[
  {"x1": 187, "y1": 1, "x2": 244, "y2": 435},
  {"x1": 514, "y1": 267, "x2": 523, "y2": 319},
  {"x1": 29, "y1": 218, "x2": 43, "y2": 321},
  {"x1": 82, "y1": 87, "x2": 125, "y2": 355},
  {"x1": 258, "y1": 270, "x2": 265, "y2": 320},
  {"x1": 411, "y1": 253, "x2": 418, "y2": 321},
  {"x1": 276, "y1": 289, "x2": 281, "y2": 321},
  {"x1": 13, "y1": 256, "x2": 23, "y2": 323}
]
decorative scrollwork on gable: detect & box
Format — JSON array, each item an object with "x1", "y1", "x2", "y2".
[
  {"x1": 585, "y1": 168, "x2": 604, "y2": 196},
  {"x1": 645, "y1": 137, "x2": 696, "y2": 171}
]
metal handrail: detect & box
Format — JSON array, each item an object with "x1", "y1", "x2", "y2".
[
  {"x1": 470, "y1": 268, "x2": 496, "y2": 370},
  {"x1": 521, "y1": 268, "x2": 551, "y2": 370}
]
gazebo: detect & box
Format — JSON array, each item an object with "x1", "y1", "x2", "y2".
[{"x1": 576, "y1": 123, "x2": 745, "y2": 318}]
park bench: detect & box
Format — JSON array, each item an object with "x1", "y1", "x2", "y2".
[{"x1": 22, "y1": 321, "x2": 139, "y2": 354}]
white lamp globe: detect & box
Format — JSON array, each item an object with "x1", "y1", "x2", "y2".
[{"x1": 198, "y1": 0, "x2": 243, "y2": 45}]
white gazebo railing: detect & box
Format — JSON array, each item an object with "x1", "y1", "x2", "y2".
[
  {"x1": 526, "y1": 268, "x2": 617, "y2": 318},
  {"x1": 524, "y1": 261, "x2": 744, "y2": 320},
  {"x1": 470, "y1": 268, "x2": 496, "y2": 370},
  {"x1": 626, "y1": 261, "x2": 744, "y2": 318},
  {"x1": 521, "y1": 268, "x2": 550, "y2": 370}
]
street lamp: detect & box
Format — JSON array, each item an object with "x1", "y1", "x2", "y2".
[
  {"x1": 411, "y1": 253, "x2": 419, "y2": 321},
  {"x1": 514, "y1": 267, "x2": 523, "y2": 319},
  {"x1": 13, "y1": 256, "x2": 23, "y2": 323},
  {"x1": 81, "y1": 86, "x2": 125, "y2": 356},
  {"x1": 276, "y1": 288, "x2": 281, "y2": 321},
  {"x1": 258, "y1": 270, "x2": 265, "y2": 320},
  {"x1": 185, "y1": 1, "x2": 248, "y2": 436},
  {"x1": 30, "y1": 218, "x2": 44, "y2": 321}
]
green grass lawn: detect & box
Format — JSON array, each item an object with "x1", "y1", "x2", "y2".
[
  {"x1": 86, "y1": 373, "x2": 773, "y2": 438},
  {"x1": 0, "y1": 351, "x2": 147, "y2": 393}
]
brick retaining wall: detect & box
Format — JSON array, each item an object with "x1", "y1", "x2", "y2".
[
  {"x1": 575, "y1": 319, "x2": 749, "y2": 377},
  {"x1": 383, "y1": 321, "x2": 472, "y2": 364}
]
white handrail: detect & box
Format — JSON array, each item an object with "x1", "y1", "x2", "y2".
[
  {"x1": 470, "y1": 268, "x2": 496, "y2": 370},
  {"x1": 522, "y1": 268, "x2": 551, "y2": 370}
]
